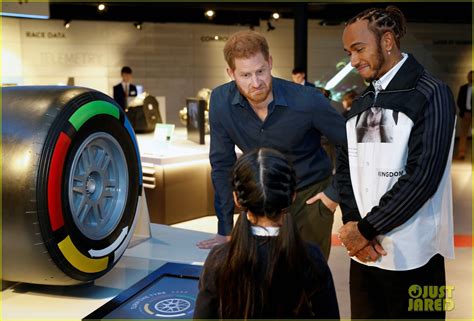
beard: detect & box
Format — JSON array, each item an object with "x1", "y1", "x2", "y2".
[
  {"x1": 364, "y1": 44, "x2": 386, "y2": 82},
  {"x1": 237, "y1": 81, "x2": 273, "y2": 106}
]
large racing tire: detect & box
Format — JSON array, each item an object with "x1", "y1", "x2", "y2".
[{"x1": 2, "y1": 86, "x2": 142, "y2": 285}]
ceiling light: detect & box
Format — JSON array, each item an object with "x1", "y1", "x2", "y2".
[
  {"x1": 64, "y1": 20, "x2": 71, "y2": 29},
  {"x1": 204, "y1": 10, "x2": 215, "y2": 19},
  {"x1": 98, "y1": 3, "x2": 106, "y2": 11},
  {"x1": 134, "y1": 22, "x2": 143, "y2": 30},
  {"x1": 272, "y1": 12, "x2": 280, "y2": 20}
]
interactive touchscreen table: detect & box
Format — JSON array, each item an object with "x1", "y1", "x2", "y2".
[{"x1": 84, "y1": 262, "x2": 202, "y2": 320}]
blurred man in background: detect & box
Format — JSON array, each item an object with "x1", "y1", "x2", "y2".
[{"x1": 113, "y1": 66, "x2": 137, "y2": 110}]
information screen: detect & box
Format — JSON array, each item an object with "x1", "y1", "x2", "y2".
[
  {"x1": 103, "y1": 275, "x2": 199, "y2": 319},
  {"x1": 84, "y1": 263, "x2": 203, "y2": 320}
]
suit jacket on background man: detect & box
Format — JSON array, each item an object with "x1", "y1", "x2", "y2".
[{"x1": 113, "y1": 83, "x2": 137, "y2": 110}]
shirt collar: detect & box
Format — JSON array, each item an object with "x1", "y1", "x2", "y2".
[
  {"x1": 372, "y1": 52, "x2": 408, "y2": 92},
  {"x1": 251, "y1": 225, "x2": 280, "y2": 236},
  {"x1": 231, "y1": 77, "x2": 289, "y2": 108}
]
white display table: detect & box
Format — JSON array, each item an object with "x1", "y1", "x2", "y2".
[
  {"x1": 137, "y1": 127, "x2": 210, "y2": 165},
  {"x1": 136, "y1": 128, "x2": 215, "y2": 224}
]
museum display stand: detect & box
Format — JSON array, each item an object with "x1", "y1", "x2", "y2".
[{"x1": 136, "y1": 127, "x2": 215, "y2": 225}]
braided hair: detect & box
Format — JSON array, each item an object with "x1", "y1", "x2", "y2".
[
  {"x1": 232, "y1": 148, "x2": 295, "y2": 220},
  {"x1": 214, "y1": 148, "x2": 322, "y2": 319},
  {"x1": 347, "y1": 6, "x2": 407, "y2": 48}
]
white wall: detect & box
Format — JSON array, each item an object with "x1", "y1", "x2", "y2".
[
  {"x1": 2, "y1": 18, "x2": 23, "y2": 85},
  {"x1": 2, "y1": 17, "x2": 471, "y2": 126}
]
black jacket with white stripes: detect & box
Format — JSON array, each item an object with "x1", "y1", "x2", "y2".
[{"x1": 336, "y1": 54, "x2": 456, "y2": 241}]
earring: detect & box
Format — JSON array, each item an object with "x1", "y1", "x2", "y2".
[{"x1": 388, "y1": 50, "x2": 391, "y2": 55}]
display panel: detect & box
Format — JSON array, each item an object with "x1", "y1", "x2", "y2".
[
  {"x1": 85, "y1": 262, "x2": 202, "y2": 320},
  {"x1": 186, "y1": 98, "x2": 206, "y2": 145},
  {"x1": 104, "y1": 275, "x2": 198, "y2": 319}
]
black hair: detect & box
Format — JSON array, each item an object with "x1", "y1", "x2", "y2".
[
  {"x1": 214, "y1": 148, "x2": 322, "y2": 319},
  {"x1": 292, "y1": 66, "x2": 306, "y2": 75},
  {"x1": 347, "y1": 5, "x2": 407, "y2": 49},
  {"x1": 121, "y1": 66, "x2": 132, "y2": 74}
]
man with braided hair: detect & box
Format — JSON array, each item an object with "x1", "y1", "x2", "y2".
[{"x1": 337, "y1": 6, "x2": 456, "y2": 319}]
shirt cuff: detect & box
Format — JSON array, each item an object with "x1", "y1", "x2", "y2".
[
  {"x1": 218, "y1": 220, "x2": 233, "y2": 236},
  {"x1": 358, "y1": 218, "x2": 378, "y2": 241},
  {"x1": 323, "y1": 179, "x2": 340, "y2": 203},
  {"x1": 340, "y1": 207, "x2": 361, "y2": 224}
]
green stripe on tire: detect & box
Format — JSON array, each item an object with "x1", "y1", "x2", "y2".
[{"x1": 68, "y1": 101, "x2": 120, "y2": 131}]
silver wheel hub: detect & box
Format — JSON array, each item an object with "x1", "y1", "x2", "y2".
[{"x1": 68, "y1": 132, "x2": 129, "y2": 240}]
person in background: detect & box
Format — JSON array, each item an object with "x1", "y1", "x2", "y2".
[
  {"x1": 341, "y1": 89, "x2": 358, "y2": 117},
  {"x1": 455, "y1": 70, "x2": 472, "y2": 159},
  {"x1": 338, "y1": 5, "x2": 456, "y2": 320},
  {"x1": 194, "y1": 148, "x2": 340, "y2": 320},
  {"x1": 113, "y1": 66, "x2": 137, "y2": 110},
  {"x1": 291, "y1": 66, "x2": 316, "y2": 87},
  {"x1": 196, "y1": 30, "x2": 346, "y2": 261}
]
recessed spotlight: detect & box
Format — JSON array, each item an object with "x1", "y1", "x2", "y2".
[
  {"x1": 272, "y1": 12, "x2": 280, "y2": 20},
  {"x1": 64, "y1": 20, "x2": 71, "y2": 29},
  {"x1": 205, "y1": 10, "x2": 215, "y2": 19},
  {"x1": 98, "y1": 3, "x2": 106, "y2": 11}
]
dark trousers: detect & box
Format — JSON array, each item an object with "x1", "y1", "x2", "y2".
[
  {"x1": 350, "y1": 254, "x2": 447, "y2": 320},
  {"x1": 291, "y1": 177, "x2": 334, "y2": 260}
]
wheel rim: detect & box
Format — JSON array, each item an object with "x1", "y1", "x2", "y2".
[{"x1": 68, "y1": 132, "x2": 128, "y2": 240}]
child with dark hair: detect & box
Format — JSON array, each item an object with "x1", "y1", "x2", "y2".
[{"x1": 194, "y1": 148, "x2": 339, "y2": 319}]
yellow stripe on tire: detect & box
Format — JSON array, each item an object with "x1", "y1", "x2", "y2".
[{"x1": 58, "y1": 236, "x2": 109, "y2": 273}]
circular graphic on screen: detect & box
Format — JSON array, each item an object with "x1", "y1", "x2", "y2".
[
  {"x1": 155, "y1": 298, "x2": 191, "y2": 314},
  {"x1": 132, "y1": 291, "x2": 195, "y2": 318}
]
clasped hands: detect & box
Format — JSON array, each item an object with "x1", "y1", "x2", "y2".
[{"x1": 337, "y1": 221, "x2": 387, "y2": 263}]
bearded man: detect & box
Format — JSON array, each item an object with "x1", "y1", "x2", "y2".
[
  {"x1": 337, "y1": 6, "x2": 456, "y2": 319},
  {"x1": 197, "y1": 30, "x2": 345, "y2": 261}
]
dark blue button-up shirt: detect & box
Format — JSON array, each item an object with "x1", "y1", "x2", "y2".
[{"x1": 210, "y1": 77, "x2": 346, "y2": 235}]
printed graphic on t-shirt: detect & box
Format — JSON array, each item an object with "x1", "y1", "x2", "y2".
[{"x1": 355, "y1": 107, "x2": 399, "y2": 143}]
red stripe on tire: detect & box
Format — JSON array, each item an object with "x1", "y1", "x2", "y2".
[{"x1": 48, "y1": 132, "x2": 71, "y2": 231}]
